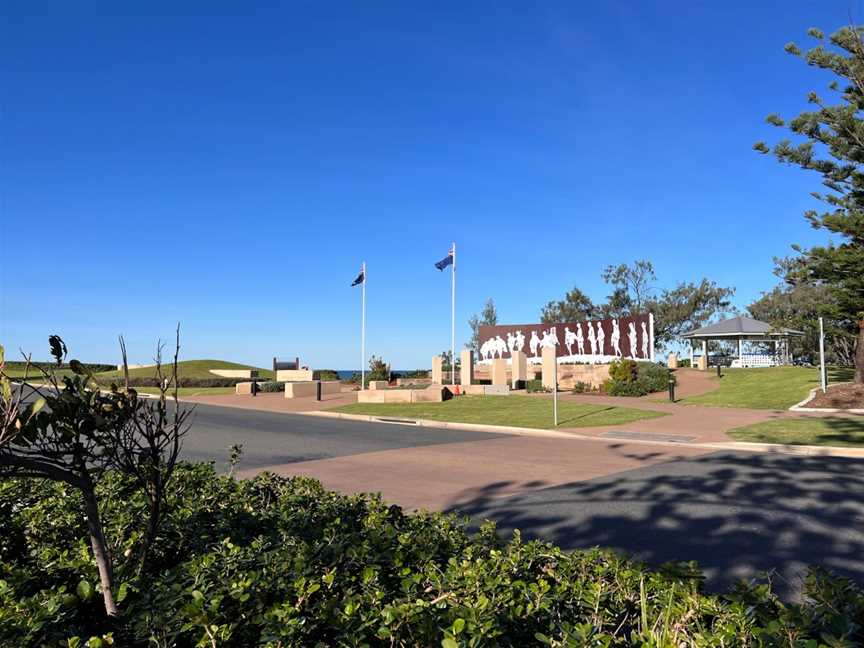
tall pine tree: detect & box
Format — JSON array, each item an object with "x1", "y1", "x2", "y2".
[{"x1": 755, "y1": 25, "x2": 864, "y2": 382}]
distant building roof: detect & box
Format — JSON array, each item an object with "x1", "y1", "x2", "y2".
[{"x1": 681, "y1": 315, "x2": 803, "y2": 339}]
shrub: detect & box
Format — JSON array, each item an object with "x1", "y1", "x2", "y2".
[
  {"x1": 2, "y1": 465, "x2": 864, "y2": 646},
  {"x1": 526, "y1": 379, "x2": 547, "y2": 393},
  {"x1": 605, "y1": 361, "x2": 673, "y2": 397},
  {"x1": 313, "y1": 369, "x2": 339, "y2": 381},
  {"x1": 98, "y1": 376, "x2": 247, "y2": 388},
  {"x1": 256, "y1": 381, "x2": 285, "y2": 393},
  {"x1": 571, "y1": 381, "x2": 592, "y2": 394}
]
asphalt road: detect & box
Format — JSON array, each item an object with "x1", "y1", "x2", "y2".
[
  {"x1": 180, "y1": 402, "x2": 505, "y2": 470},
  {"x1": 181, "y1": 402, "x2": 864, "y2": 599},
  {"x1": 452, "y1": 448, "x2": 864, "y2": 598}
]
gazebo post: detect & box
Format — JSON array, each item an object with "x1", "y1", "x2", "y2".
[
  {"x1": 689, "y1": 342, "x2": 694, "y2": 368},
  {"x1": 737, "y1": 338, "x2": 742, "y2": 364},
  {"x1": 702, "y1": 339, "x2": 708, "y2": 370}
]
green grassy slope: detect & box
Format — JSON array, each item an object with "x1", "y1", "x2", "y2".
[
  {"x1": 681, "y1": 366, "x2": 854, "y2": 410},
  {"x1": 95, "y1": 359, "x2": 274, "y2": 381}
]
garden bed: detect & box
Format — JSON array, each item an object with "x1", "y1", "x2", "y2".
[{"x1": 805, "y1": 383, "x2": 864, "y2": 410}]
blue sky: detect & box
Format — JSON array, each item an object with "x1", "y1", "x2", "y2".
[{"x1": 1, "y1": 1, "x2": 859, "y2": 368}]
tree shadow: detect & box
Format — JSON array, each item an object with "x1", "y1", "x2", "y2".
[{"x1": 446, "y1": 448, "x2": 864, "y2": 600}]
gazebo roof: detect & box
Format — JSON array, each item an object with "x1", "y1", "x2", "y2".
[{"x1": 681, "y1": 315, "x2": 803, "y2": 339}]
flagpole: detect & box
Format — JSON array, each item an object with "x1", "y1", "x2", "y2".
[
  {"x1": 451, "y1": 242, "x2": 456, "y2": 385},
  {"x1": 361, "y1": 261, "x2": 366, "y2": 390}
]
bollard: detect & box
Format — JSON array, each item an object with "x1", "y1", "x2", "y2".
[
  {"x1": 316, "y1": 381, "x2": 322, "y2": 401},
  {"x1": 716, "y1": 363, "x2": 722, "y2": 378},
  {"x1": 251, "y1": 380, "x2": 258, "y2": 397},
  {"x1": 668, "y1": 378, "x2": 676, "y2": 403}
]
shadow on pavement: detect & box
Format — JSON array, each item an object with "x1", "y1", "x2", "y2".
[{"x1": 446, "y1": 447, "x2": 864, "y2": 600}]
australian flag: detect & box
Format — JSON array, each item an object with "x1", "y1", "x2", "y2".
[
  {"x1": 434, "y1": 249, "x2": 454, "y2": 271},
  {"x1": 351, "y1": 266, "x2": 365, "y2": 286}
]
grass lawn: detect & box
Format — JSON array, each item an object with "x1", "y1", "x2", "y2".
[
  {"x1": 333, "y1": 394, "x2": 666, "y2": 430},
  {"x1": 95, "y1": 359, "x2": 274, "y2": 381},
  {"x1": 681, "y1": 366, "x2": 854, "y2": 410},
  {"x1": 728, "y1": 416, "x2": 864, "y2": 447}
]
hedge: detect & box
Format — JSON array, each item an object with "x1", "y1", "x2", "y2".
[
  {"x1": 2, "y1": 464, "x2": 863, "y2": 646},
  {"x1": 5, "y1": 361, "x2": 117, "y2": 374},
  {"x1": 96, "y1": 376, "x2": 249, "y2": 388}
]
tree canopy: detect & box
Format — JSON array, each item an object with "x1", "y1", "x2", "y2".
[
  {"x1": 467, "y1": 298, "x2": 498, "y2": 351},
  {"x1": 755, "y1": 25, "x2": 864, "y2": 382}
]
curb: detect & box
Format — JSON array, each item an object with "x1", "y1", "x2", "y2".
[
  {"x1": 789, "y1": 385, "x2": 864, "y2": 414},
  {"x1": 298, "y1": 411, "x2": 864, "y2": 459}
]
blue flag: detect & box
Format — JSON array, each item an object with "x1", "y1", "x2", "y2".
[
  {"x1": 434, "y1": 250, "x2": 453, "y2": 271},
  {"x1": 351, "y1": 267, "x2": 365, "y2": 286}
]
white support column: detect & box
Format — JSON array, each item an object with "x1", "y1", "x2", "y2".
[{"x1": 648, "y1": 313, "x2": 655, "y2": 362}]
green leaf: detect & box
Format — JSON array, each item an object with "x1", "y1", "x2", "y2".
[
  {"x1": 87, "y1": 638, "x2": 102, "y2": 648},
  {"x1": 452, "y1": 618, "x2": 465, "y2": 634},
  {"x1": 441, "y1": 639, "x2": 458, "y2": 648},
  {"x1": 76, "y1": 580, "x2": 93, "y2": 601}
]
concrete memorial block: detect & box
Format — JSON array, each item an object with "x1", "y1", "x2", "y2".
[
  {"x1": 491, "y1": 358, "x2": 507, "y2": 385},
  {"x1": 431, "y1": 356, "x2": 443, "y2": 384},
  {"x1": 696, "y1": 355, "x2": 707, "y2": 371},
  {"x1": 459, "y1": 349, "x2": 474, "y2": 385},
  {"x1": 667, "y1": 352, "x2": 678, "y2": 369},
  {"x1": 541, "y1": 346, "x2": 557, "y2": 390},
  {"x1": 284, "y1": 381, "x2": 341, "y2": 399},
  {"x1": 235, "y1": 382, "x2": 254, "y2": 395},
  {"x1": 277, "y1": 369, "x2": 314, "y2": 382},
  {"x1": 368, "y1": 380, "x2": 389, "y2": 390},
  {"x1": 484, "y1": 384, "x2": 510, "y2": 396},
  {"x1": 511, "y1": 351, "x2": 527, "y2": 388}
]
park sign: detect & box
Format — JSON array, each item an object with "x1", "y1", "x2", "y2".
[{"x1": 477, "y1": 313, "x2": 654, "y2": 364}]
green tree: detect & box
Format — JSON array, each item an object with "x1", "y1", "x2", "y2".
[
  {"x1": 749, "y1": 257, "x2": 858, "y2": 366},
  {"x1": 467, "y1": 298, "x2": 498, "y2": 351},
  {"x1": 601, "y1": 260, "x2": 656, "y2": 313},
  {"x1": 754, "y1": 25, "x2": 864, "y2": 382},
  {"x1": 648, "y1": 280, "x2": 736, "y2": 348},
  {"x1": 540, "y1": 287, "x2": 596, "y2": 323}
]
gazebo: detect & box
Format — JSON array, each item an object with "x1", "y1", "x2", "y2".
[{"x1": 681, "y1": 315, "x2": 804, "y2": 369}]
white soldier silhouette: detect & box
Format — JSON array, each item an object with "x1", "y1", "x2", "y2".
[
  {"x1": 506, "y1": 332, "x2": 516, "y2": 354},
  {"x1": 495, "y1": 335, "x2": 507, "y2": 358},
  {"x1": 596, "y1": 321, "x2": 606, "y2": 357},
  {"x1": 540, "y1": 327, "x2": 559, "y2": 350},
  {"x1": 641, "y1": 321, "x2": 649, "y2": 359},
  {"x1": 575, "y1": 323, "x2": 585, "y2": 355},
  {"x1": 514, "y1": 330, "x2": 526, "y2": 353},
  {"x1": 628, "y1": 322, "x2": 638, "y2": 359},
  {"x1": 529, "y1": 330, "x2": 541, "y2": 357},
  {"x1": 587, "y1": 322, "x2": 598, "y2": 361},
  {"x1": 564, "y1": 327, "x2": 577, "y2": 356},
  {"x1": 479, "y1": 339, "x2": 490, "y2": 361},
  {"x1": 611, "y1": 319, "x2": 622, "y2": 357}
]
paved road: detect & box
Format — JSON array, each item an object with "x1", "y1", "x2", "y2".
[
  {"x1": 181, "y1": 402, "x2": 505, "y2": 470},
  {"x1": 182, "y1": 402, "x2": 864, "y2": 599}
]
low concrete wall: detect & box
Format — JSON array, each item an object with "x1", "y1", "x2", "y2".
[
  {"x1": 284, "y1": 380, "x2": 341, "y2": 399},
  {"x1": 368, "y1": 380, "x2": 389, "y2": 390},
  {"x1": 357, "y1": 386, "x2": 447, "y2": 403},
  {"x1": 557, "y1": 364, "x2": 610, "y2": 390},
  {"x1": 277, "y1": 369, "x2": 314, "y2": 382},
  {"x1": 118, "y1": 363, "x2": 155, "y2": 370},
  {"x1": 210, "y1": 369, "x2": 257, "y2": 378},
  {"x1": 236, "y1": 382, "x2": 255, "y2": 395}
]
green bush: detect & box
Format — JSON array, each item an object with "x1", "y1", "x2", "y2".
[
  {"x1": 98, "y1": 376, "x2": 247, "y2": 388},
  {"x1": 526, "y1": 379, "x2": 547, "y2": 393},
  {"x1": 605, "y1": 361, "x2": 673, "y2": 397},
  {"x1": 2, "y1": 465, "x2": 864, "y2": 646},
  {"x1": 257, "y1": 381, "x2": 285, "y2": 393},
  {"x1": 571, "y1": 381, "x2": 592, "y2": 394},
  {"x1": 313, "y1": 369, "x2": 340, "y2": 381}
]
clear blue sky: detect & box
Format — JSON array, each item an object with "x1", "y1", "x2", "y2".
[{"x1": 1, "y1": 1, "x2": 858, "y2": 368}]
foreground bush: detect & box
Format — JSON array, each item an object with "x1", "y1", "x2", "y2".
[{"x1": 2, "y1": 464, "x2": 864, "y2": 646}]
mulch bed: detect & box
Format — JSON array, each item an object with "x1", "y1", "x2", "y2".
[{"x1": 807, "y1": 383, "x2": 864, "y2": 410}]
